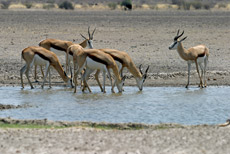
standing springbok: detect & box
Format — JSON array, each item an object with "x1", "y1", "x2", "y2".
[
  {"x1": 67, "y1": 44, "x2": 126, "y2": 93},
  {"x1": 20, "y1": 46, "x2": 73, "y2": 89},
  {"x1": 35, "y1": 27, "x2": 96, "y2": 81},
  {"x1": 95, "y1": 49, "x2": 149, "y2": 91},
  {"x1": 168, "y1": 30, "x2": 209, "y2": 88}
]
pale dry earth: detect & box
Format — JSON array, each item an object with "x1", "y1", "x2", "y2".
[
  {"x1": 0, "y1": 118, "x2": 230, "y2": 154},
  {"x1": 0, "y1": 10, "x2": 230, "y2": 153},
  {"x1": 0, "y1": 10, "x2": 230, "y2": 87}
]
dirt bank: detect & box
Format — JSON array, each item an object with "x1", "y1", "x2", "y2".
[
  {"x1": 1, "y1": 10, "x2": 230, "y2": 154},
  {"x1": 0, "y1": 10, "x2": 230, "y2": 88},
  {"x1": 0, "y1": 118, "x2": 229, "y2": 154}
]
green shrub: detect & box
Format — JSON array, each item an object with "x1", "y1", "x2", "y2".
[
  {"x1": 183, "y1": 2, "x2": 191, "y2": 10},
  {"x1": 203, "y1": 3, "x2": 211, "y2": 10},
  {"x1": 59, "y1": 1, "x2": 74, "y2": 10},
  {"x1": 1, "y1": 1, "x2": 10, "y2": 9},
  {"x1": 47, "y1": 0, "x2": 55, "y2": 3},
  {"x1": 191, "y1": 1, "x2": 202, "y2": 9},
  {"x1": 172, "y1": 0, "x2": 184, "y2": 6},
  {"x1": 108, "y1": 3, "x2": 117, "y2": 10},
  {"x1": 121, "y1": 0, "x2": 132, "y2": 10},
  {"x1": 24, "y1": 2, "x2": 32, "y2": 9}
]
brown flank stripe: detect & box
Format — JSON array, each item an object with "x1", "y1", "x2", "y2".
[
  {"x1": 35, "y1": 52, "x2": 52, "y2": 63},
  {"x1": 50, "y1": 44, "x2": 66, "y2": 51},
  {"x1": 87, "y1": 54, "x2": 109, "y2": 66},
  {"x1": 198, "y1": 52, "x2": 205, "y2": 57}
]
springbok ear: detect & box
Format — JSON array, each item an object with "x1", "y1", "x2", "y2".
[
  {"x1": 180, "y1": 36, "x2": 187, "y2": 42},
  {"x1": 80, "y1": 34, "x2": 87, "y2": 40}
]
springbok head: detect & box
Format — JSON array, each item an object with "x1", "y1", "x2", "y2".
[
  {"x1": 136, "y1": 65, "x2": 150, "y2": 91},
  {"x1": 80, "y1": 26, "x2": 96, "y2": 49},
  {"x1": 169, "y1": 30, "x2": 187, "y2": 50}
]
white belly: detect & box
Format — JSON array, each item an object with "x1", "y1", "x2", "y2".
[
  {"x1": 115, "y1": 60, "x2": 122, "y2": 71},
  {"x1": 197, "y1": 55, "x2": 206, "y2": 63},
  {"x1": 50, "y1": 47, "x2": 65, "y2": 56},
  {"x1": 33, "y1": 54, "x2": 49, "y2": 66},
  {"x1": 86, "y1": 57, "x2": 107, "y2": 71},
  {"x1": 68, "y1": 54, "x2": 73, "y2": 62},
  {"x1": 188, "y1": 55, "x2": 206, "y2": 64}
]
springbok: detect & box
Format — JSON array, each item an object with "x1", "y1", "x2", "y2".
[
  {"x1": 67, "y1": 44, "x2": 126, "y2": 93},
  {"x1": 169, "y1": 30, "x2": 209, "y2": 88},
  {"x1": 20, "y1": 46, "x2": 73, "y2": 89},
  {"x1": 35, "y1": 27, "x2": 96, "y2": 81},
  {"x1": 93, "y1": 49, "x2": 149, "y2": 91}
]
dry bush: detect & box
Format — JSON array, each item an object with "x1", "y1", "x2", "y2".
[
  {"x1": 141, "y1": 4, "x2": 150, "y2": 9},
  {"x1": 8, "y1": 3, "x2": 26, "y2": 9}
]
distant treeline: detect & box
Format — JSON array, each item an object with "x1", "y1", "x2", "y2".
[
  {"x1": 1, "y1": 0, "x2": 230, "y2": 10},
  {"x1": 0, "y1": 0, "x2": 229, "y2": 5}
]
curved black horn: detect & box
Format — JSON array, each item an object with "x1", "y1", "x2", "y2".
[
  {"x1": 145, "y1": 65, "x2": 150, "y2": 74},
  {"x1": 80, "y1": 33, "x2": 87, "y2": 40},
  {"x1": 91, "y1": 28, "x2": 96, "y2": 40},
  {"x1": 88, "y1": 26, "x2": 91, "y2": 39},
  {"x1": 177, "y1": 29, "x2": 180, "y2": 36},
  {"x1": 139, "y1": 64, "x2": 143, "y2": 75},
  {"x1": 174, "y1": 30, "x2": 184, "y2": 40}
]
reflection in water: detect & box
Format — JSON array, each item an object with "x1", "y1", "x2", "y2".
[{"x1": 0, "y1": 86, "x2": 230, "y2": 125}]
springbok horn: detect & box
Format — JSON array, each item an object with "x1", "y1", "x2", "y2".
[
  {"x1": 174, "y1": 30, "x2": 184, "y2": 40},
  {"x1": 91, "y1": 28, "x2": 96, "y2": 40},
  {"x1": 177, "y1": 29, "x2": 180, "y2": 36},
  {"x1": 139, "y1": 64, "x2": 143, "y2": 75},
  {"x1": 145, "y1": 65, "x2": 150, "y2": 74},
  {"x1": 88, "y1": 26, "x2": 91, "y2": 39}
]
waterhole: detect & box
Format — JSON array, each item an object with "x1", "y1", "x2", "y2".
[{"x1": 0, "y1": 86, "x2": 229, "y2": 125}]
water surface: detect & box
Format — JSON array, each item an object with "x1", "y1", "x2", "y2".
[{"x1": 0, "y1": 86, "x2": 229, "y2": 125}]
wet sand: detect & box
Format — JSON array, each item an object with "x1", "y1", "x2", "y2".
[{"x1": 0, "y1": 10, "x2": 230, "y2": 153}]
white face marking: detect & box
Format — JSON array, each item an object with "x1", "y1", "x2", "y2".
[
  {"x1": 136, "y1": 77, "x2": 144, "y2": 91},
  {"x1": 116, "y1": 77, "x2": 125, "y2": 93},
  {"x1": 33, "y1": 54, "x2": 50, "y2": 66},
  {"x1": 87, "y1": 40, "x2": 93, "y2": 49},
  {"x1": 169, "y1": 41, "x2": 178, "y2": 50}
]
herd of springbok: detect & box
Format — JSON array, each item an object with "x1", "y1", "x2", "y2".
[{"x1": 20, "y1": 28, "x2": 209, "y2": 93}]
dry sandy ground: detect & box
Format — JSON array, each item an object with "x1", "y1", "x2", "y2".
[
  {"x1": 1, "y1": 125, "x2": 230, "y2": 154},
  {"x1": 0, "y1": 118, "x2": 230, "y2": 154},
  {"x1": 1, "y1": 10, "x2": 230, "y2": 153},
  {"x1": 0, "y1": 9, "x2": 230, "y2": 87}
]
